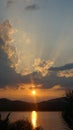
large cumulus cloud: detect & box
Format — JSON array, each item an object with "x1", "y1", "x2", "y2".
[
  {"x1": 0, "y1": 20, "x2": 31, "y2": 88},
  {"x1": 0, "y1": 20, "x2": 73, "y2": 90},
  {"x1": 33, "y1": 58, "x2": 54, "y2": 76}
]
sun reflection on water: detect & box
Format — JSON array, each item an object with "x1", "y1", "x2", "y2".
[{"x1": 31, "y1": 111, "x2": 37, "y2": 128}]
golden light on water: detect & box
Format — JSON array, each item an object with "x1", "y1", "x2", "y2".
[{"x1": 31, "y1": 111, "x2": 37, "y2": 128}]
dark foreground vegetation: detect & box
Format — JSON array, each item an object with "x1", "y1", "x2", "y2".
[
  {"x1": 0, "y1": 113, "x2": 43, "y2": 130},
  {"x1": 62, "y1": 90, "x2": 73, "y2": 130}
]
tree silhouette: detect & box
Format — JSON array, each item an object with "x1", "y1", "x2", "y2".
[{"x1": 62, "y1": 89, "x2": 73, "y2": 129}]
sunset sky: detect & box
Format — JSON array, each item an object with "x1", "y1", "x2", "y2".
[{"x1": 0, "y1": 0, "x2": 73, "y2": 102}]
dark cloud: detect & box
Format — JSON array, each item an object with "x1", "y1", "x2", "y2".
[
  {"x1": 7, "y1": 0, "x2": 14, "y2": 8},
  {"x1": 50, "y1": 63, "x2": 73, "y2": 71},
  {"x1": 28, "y1": 62, "x2": 73, "y2": 89},
  {"x1": 0, "y1": 37, "x2": 31, "y2": 88},
  {"x1": 23, "y1": 70, "x2": 73, "y2": 90},
  {"x1": 25, "y1": 4, "x2": 40, "y2": 11},
  {"x1": 7, "y1": 0, "x2": 13, "y2": 4}
]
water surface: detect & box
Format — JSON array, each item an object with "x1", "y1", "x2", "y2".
[{"x1": 0, "y1": 111, "x2": 68, "y2": 130}]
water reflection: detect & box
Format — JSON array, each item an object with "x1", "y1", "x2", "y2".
[{"x1": 31, "y1": 111, "x2": 37, "y2": 128}]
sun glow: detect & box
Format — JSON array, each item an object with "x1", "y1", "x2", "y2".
[{"x1": 32, "y1": 90, "x2": 36, "y2": 95}]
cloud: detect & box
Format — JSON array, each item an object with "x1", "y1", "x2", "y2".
[
  {"x1": 57, "y1": 69, "x2": 73, "y2": 78},
  {"x1": 33, "y1": 58, "x2": 54, "y2": 76},
  {"x1": 7, "y1": 0, "x2": 14, "y2": 8},
  {"x1": 0, "y1": 20, "x2": 18, "y2": 69},
  {"x1": 50, "y1": 63, "x2": 73, "y2": 71},
  {"x1": 0, "y1": 20, "x2": 14, "y2": 43},
  {"x1": 7, "y1": 0, "x2": 13, "y2": 4},
  {"x1": 0, "y1": 20, "x2": 32, "y2": 76},
  {"x1": 9, "y1": 27, "x2": 35, "y2": 76},
  {"x1": 30, "y1": 63, "x2": 73, "y2": 89},
  {"x1": 0, "y1": 20, "x2": 40, "y2": 88},
  {"x1": 25, "y1": 4, "x2": 40, "y2": 11},
  {"x1": 0, "y1": 20, "x2": 29, "y2": 88},
  {"x1": 0, "y1": 20, "x2": 73, "y2": 91},
  {"x1": 14, "y1": 29, "x2": 31, "y2": 45}
]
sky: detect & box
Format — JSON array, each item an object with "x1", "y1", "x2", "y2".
[{"x1": 0, "y1": 0, "x2": 73, "y2": 102}]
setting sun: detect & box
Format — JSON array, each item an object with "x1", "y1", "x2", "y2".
[{"x1": 32, "y1": 90, "x2": 36, "y2": 95}]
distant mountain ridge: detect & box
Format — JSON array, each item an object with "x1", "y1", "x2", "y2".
[{"x1": 0, "y1": 97, "x2": 66, "y2": 111}]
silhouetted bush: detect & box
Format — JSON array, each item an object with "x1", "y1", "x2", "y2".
[
  {"x1": 0, "y1": 117, "x2": 43, "y2": 130},
  {"x1": 34, "y1": 126, "x2": 44, "y2": 130},
  {"x1": 9, "y1": 119, "x2": 33, "y2": 130}
]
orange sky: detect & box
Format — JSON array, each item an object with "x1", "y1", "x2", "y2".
[{"x1": 0, "y1": 84, "x2": 65, "y2": 102}]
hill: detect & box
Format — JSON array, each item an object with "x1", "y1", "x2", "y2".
[{"x1": 0, "y1": 97, "x2": 66, "y2": 111}]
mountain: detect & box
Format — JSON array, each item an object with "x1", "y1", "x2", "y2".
[{"x1": 0, "y1": 97, "x2": 66, "y2": 111}]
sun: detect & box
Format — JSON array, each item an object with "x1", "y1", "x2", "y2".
[{"x1": 32, "y1": 90, "x2": 36, "y2": 95}]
